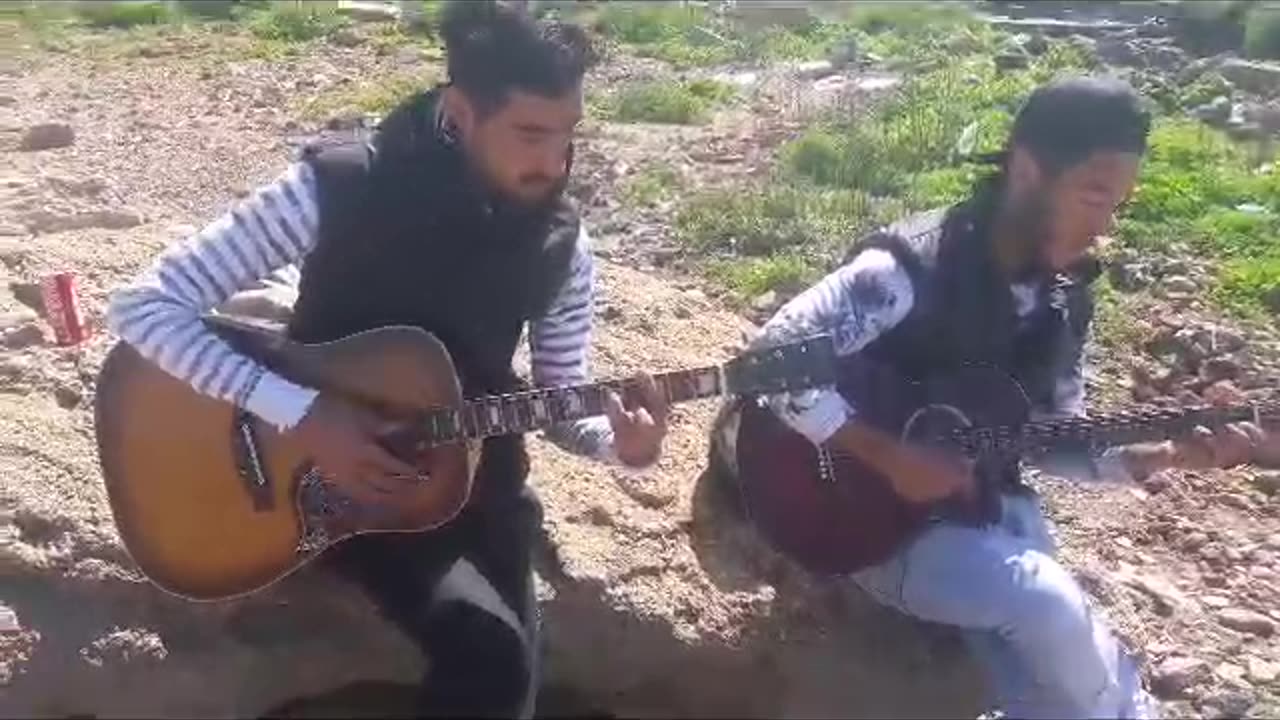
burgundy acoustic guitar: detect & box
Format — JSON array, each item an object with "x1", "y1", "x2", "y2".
[{"x1": 730, "y1": 356, "x2": 1279, "y2": 577}]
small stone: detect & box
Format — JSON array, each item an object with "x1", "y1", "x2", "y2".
[
  {"x1": 994, "y1": 51, "x2": 1030, "y2": 70},
  {"x1": 1252, "y1": 472, "x2": 1280, "y2": 497},
  {"x1": 1246, "y1": 657, "x2": 1278, "y2": 684},
  {"x1": 752, "y1": 291, "x2": 779, "y2": 313},
  {"x1": 1202, "y1": 356, "x2": 1242, "y2": 382},
  {"x1": 790, "y1": 60, "x2": 836, "y2": 80},
  {"x1": 3, "y1": 322, "x2": 45, "y2": 349},
  {"x1": 330, "y1": 28, "x2": 364, "y2": 47},
  {"x1": 1181, "y1": 531, "x2": 1210, "y2": 552},
  {"x1": 1153, "y1": 656, "x2": 1210, "y2": 698},
  {"x1": 0, "y1": 309, "x2": 36, "y2": 332},
  {"x1": 1162, "y1": 275, "x2": 1199, "y2": 296},
  {"x1": 1200, "y1": 687, "x2": 1257, "y2": 718},
  {"x1": 1217, "y1": 608, "x2": 1275, "y2": 637},
  {"x1": 1218, "y1": 493, "x2": 1253, "y2": 511},
  {"x1": 0, "y1": 603, "x2": 17, "y2": 633},
  {"x1": 1201, "y1": 594, "x2": 1232, "y2": 609},
  {"x1": 10, "y1": 282, "x2": 44, "y2": 315},
  {"x1": 1124, "y1": 573, "x2": 1185, "y2": 615},
  {"x1": 19, "y1": 122, "x2": 74, "y2": 152},
  {"x1": 54, "y1": 384, "x2": 82, "y2": 409},
  {"x1": 1216, "y1": 661, "x2": 1247, "y2": 683},
  {"x1": 0, "y1": 356, "x2": 32, "y2": 381}
]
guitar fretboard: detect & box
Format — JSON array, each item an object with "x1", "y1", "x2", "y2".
[
  {"x1": 422, "y1": 366, "x2": 727, "y2": 443},
  {"x1": 951, "y1": 401, "x2": 1280, "y2": 457}
]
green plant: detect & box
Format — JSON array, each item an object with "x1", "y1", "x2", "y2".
[
  {"x1": 676, "y1": 186, "x2": 879, "y2": 257},
  {"x1": 76, "y1": 1, "x2": 179, "y2": 29},
  {"x1": 706, "y1": 254, "x2": 818, "y2": 300},
  {"x1": 1214, "y1": 254, "x2": 1280, "y2": 319},
  {"x1": 598, "y1": 78, "x2": 734, "y2": 124},
  {"x1": 238, "y1": 1, "x2": 346, "y2": 42},
  {"x1": 621, "y1": 164, "x2": 681, "y2": 207},
  {"x1": 299, "y1": 74, "x2": 428, "y2": 120}
]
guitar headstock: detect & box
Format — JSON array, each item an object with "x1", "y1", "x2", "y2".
[{"x1": 723, "y1": 334, "x2": 838, "y2": 396}]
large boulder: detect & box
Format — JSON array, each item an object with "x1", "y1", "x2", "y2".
[
  {"x1": 1219, "y1": 59, "x2": 1280, "y2": 96},
  {"x1": 0, "y1": 262, "x2": 985, "y2": 718}
]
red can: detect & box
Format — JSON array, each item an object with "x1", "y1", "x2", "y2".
[{"x1": 40, "y1": 272, "x2": 89, "y2": 346}]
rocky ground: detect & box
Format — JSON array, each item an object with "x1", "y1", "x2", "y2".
[{"x1": 1, "y1": 4, "x2": 1279, "y2": 719}]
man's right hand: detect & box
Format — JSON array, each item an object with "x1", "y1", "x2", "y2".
[
  {"x1": 830, "y1": 420, "x2": 975, "y2": 504},
  {"x1": 287, "y1": 393, "x2": 420, "y2": 503},
  {"x1": 883, "y1": 445, "x2": 976, "y2": 504}
]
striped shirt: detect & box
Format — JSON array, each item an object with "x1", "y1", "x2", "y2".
[
  {"x1": 105, "y1": 161, "x2": 618, "y2": 463},
  {"x1": 754, "y1": 247, "x2": 1134, "y2": 484}
]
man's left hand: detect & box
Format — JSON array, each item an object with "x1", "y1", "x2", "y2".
[
  {"x1": 605, "y1": 373, "x2": 668, "y2": 468},
  {"x1": 1170, "y1": 422, "x2": 1265, "y2": 471}
]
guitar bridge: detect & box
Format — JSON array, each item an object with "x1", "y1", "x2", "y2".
[{"x1": 231, "y1": 409, "x2": 274, "y2": 511}]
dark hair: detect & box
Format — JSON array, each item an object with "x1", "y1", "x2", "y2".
[
  {"x1": 1007, "y1": 75, "x2": 1152, "y2": 175},
  {"x1": 439, "y1": 0, "x2": 597, "y2": 114}
]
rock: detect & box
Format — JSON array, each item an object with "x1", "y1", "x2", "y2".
[
  {"x1": 1096, "y1": 37, "x2": 1142, "y2": 67},
  {"x1": 828, "y1": 36, "x2": 859, "y2": 68},
  {"x1": 10, "y1": 282, "x2": 44, "y2": 315},
  {"x1": 1146, "y1": 44, "x2": 1188, "y2": 71},
  {"x1": 330, "y1": 28, "x2": 364, "y2": 47},
  {"x1": 751, "y1": 291, "x2": 780, "y2": 314},
  {"x1": 1247, "y1": 656, "x2": 1279, "y2": 684},
  {"x1": 0, "y1": 310, "x2": 36, "y2": 333},
  {"x1": 53, "y1": 384, "x2": 82, "y2": 410},
  {"x1": 1020, "y1": 33, "x2": 1049, "y2": 56},
  {"x1": 1202, "y1": 356, "x2": 1242, "y2": 382},
  {"x1": 1253, "y1": 472, "x2": 1280, "y2": 497},
  {"x1": 1200, "y1": 687, "x2": 1257, "y2": 718},
  {"x1": 18, "y1": 123, "x2": 74, "y2": 152},
  {"x1": 1201, "y1": 594, "x2": 1232, "y2": 609},
  {"x1": 1216, "y1": 608, "x2": 1276, "y2": 637},
  {"x1": 1161, "y1": 275, "x2": 1199, "y2": 297},
  {"x1": 1111, "y1": 261, "x2": 1155, "y2": 290},
  {"x1": 994, "y1": 51, "x2": 1030, "y2": 70},
  {"x1": 335, "y1": 0, "x2": 400, "y2": 23},
  {"x1": 789, "y1": 60, "x2": 836, "y2": 81},
  {"x1": 1152, "y1": 656, "x2": 1210, "y2": 698},
  {"x1": 2, "y1": 322, "x2": 45, "y2": 350},
  {"x1": 1193, "y1": 95, "x2": 1233, "y2": 126},
  {"x1": 1120, "y1": 572, "x2": 1185, "y2": 616},
  {"x1": 1219, "y1": 59, "x2": 1280, "y2": 96},
  {"x1": 24, "y1": 209, "x2": 144, "y2": 235}
]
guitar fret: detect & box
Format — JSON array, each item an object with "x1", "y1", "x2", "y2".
[{"x1": 531, "y1": 394, "x2": 550, "y2": 424}]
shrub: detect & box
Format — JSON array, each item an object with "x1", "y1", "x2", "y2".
[{"x1": 598, "y1": 78, "x2": 734, "y2": 124}]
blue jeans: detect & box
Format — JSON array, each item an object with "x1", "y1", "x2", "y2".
[{"x1": 851, "y1": 491, "x2": 1158, "y2": 719}]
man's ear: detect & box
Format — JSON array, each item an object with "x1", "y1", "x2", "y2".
[
  {"x1": 1006, "y1": 146, "x2": 1044, "y2": 192},
  {"x1": 442, "y1": 86, "x2": 475, "y2": 140}
]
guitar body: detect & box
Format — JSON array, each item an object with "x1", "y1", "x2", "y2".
[
  {"x1": 94, "y1": 323, "x2": 479, "y2": 602},
  {"x1": 733, "y1": 359, "x2": 1034, "y2": 577}
]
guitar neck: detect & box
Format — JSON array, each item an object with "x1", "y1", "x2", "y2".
[
  {"x1": 956, "y1": 402, "x2": 1278, "y2": 457},
  {"x1": 422, "y1": 365, "x2": 727, "y2": 443}
]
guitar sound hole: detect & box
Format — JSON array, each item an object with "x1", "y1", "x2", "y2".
[{"x1": 902, "y1": 404, "x2": 973, "y2": 451}]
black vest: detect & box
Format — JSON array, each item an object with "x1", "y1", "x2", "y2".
[
  {"x1": 287, "y1": 87, "x2": 581, "y2": 501},
  {"x1": 845, "y1": 193, "x2": 1100, "y2": 520}
]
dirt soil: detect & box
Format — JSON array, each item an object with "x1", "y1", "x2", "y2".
[{"x1": 1, "y1": 18, "x2": 1278, "y2": 720}]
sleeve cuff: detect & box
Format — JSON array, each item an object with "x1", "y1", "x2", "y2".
[{"x1": 244, "y1": 371, "x2": 320, "y2": 431}]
